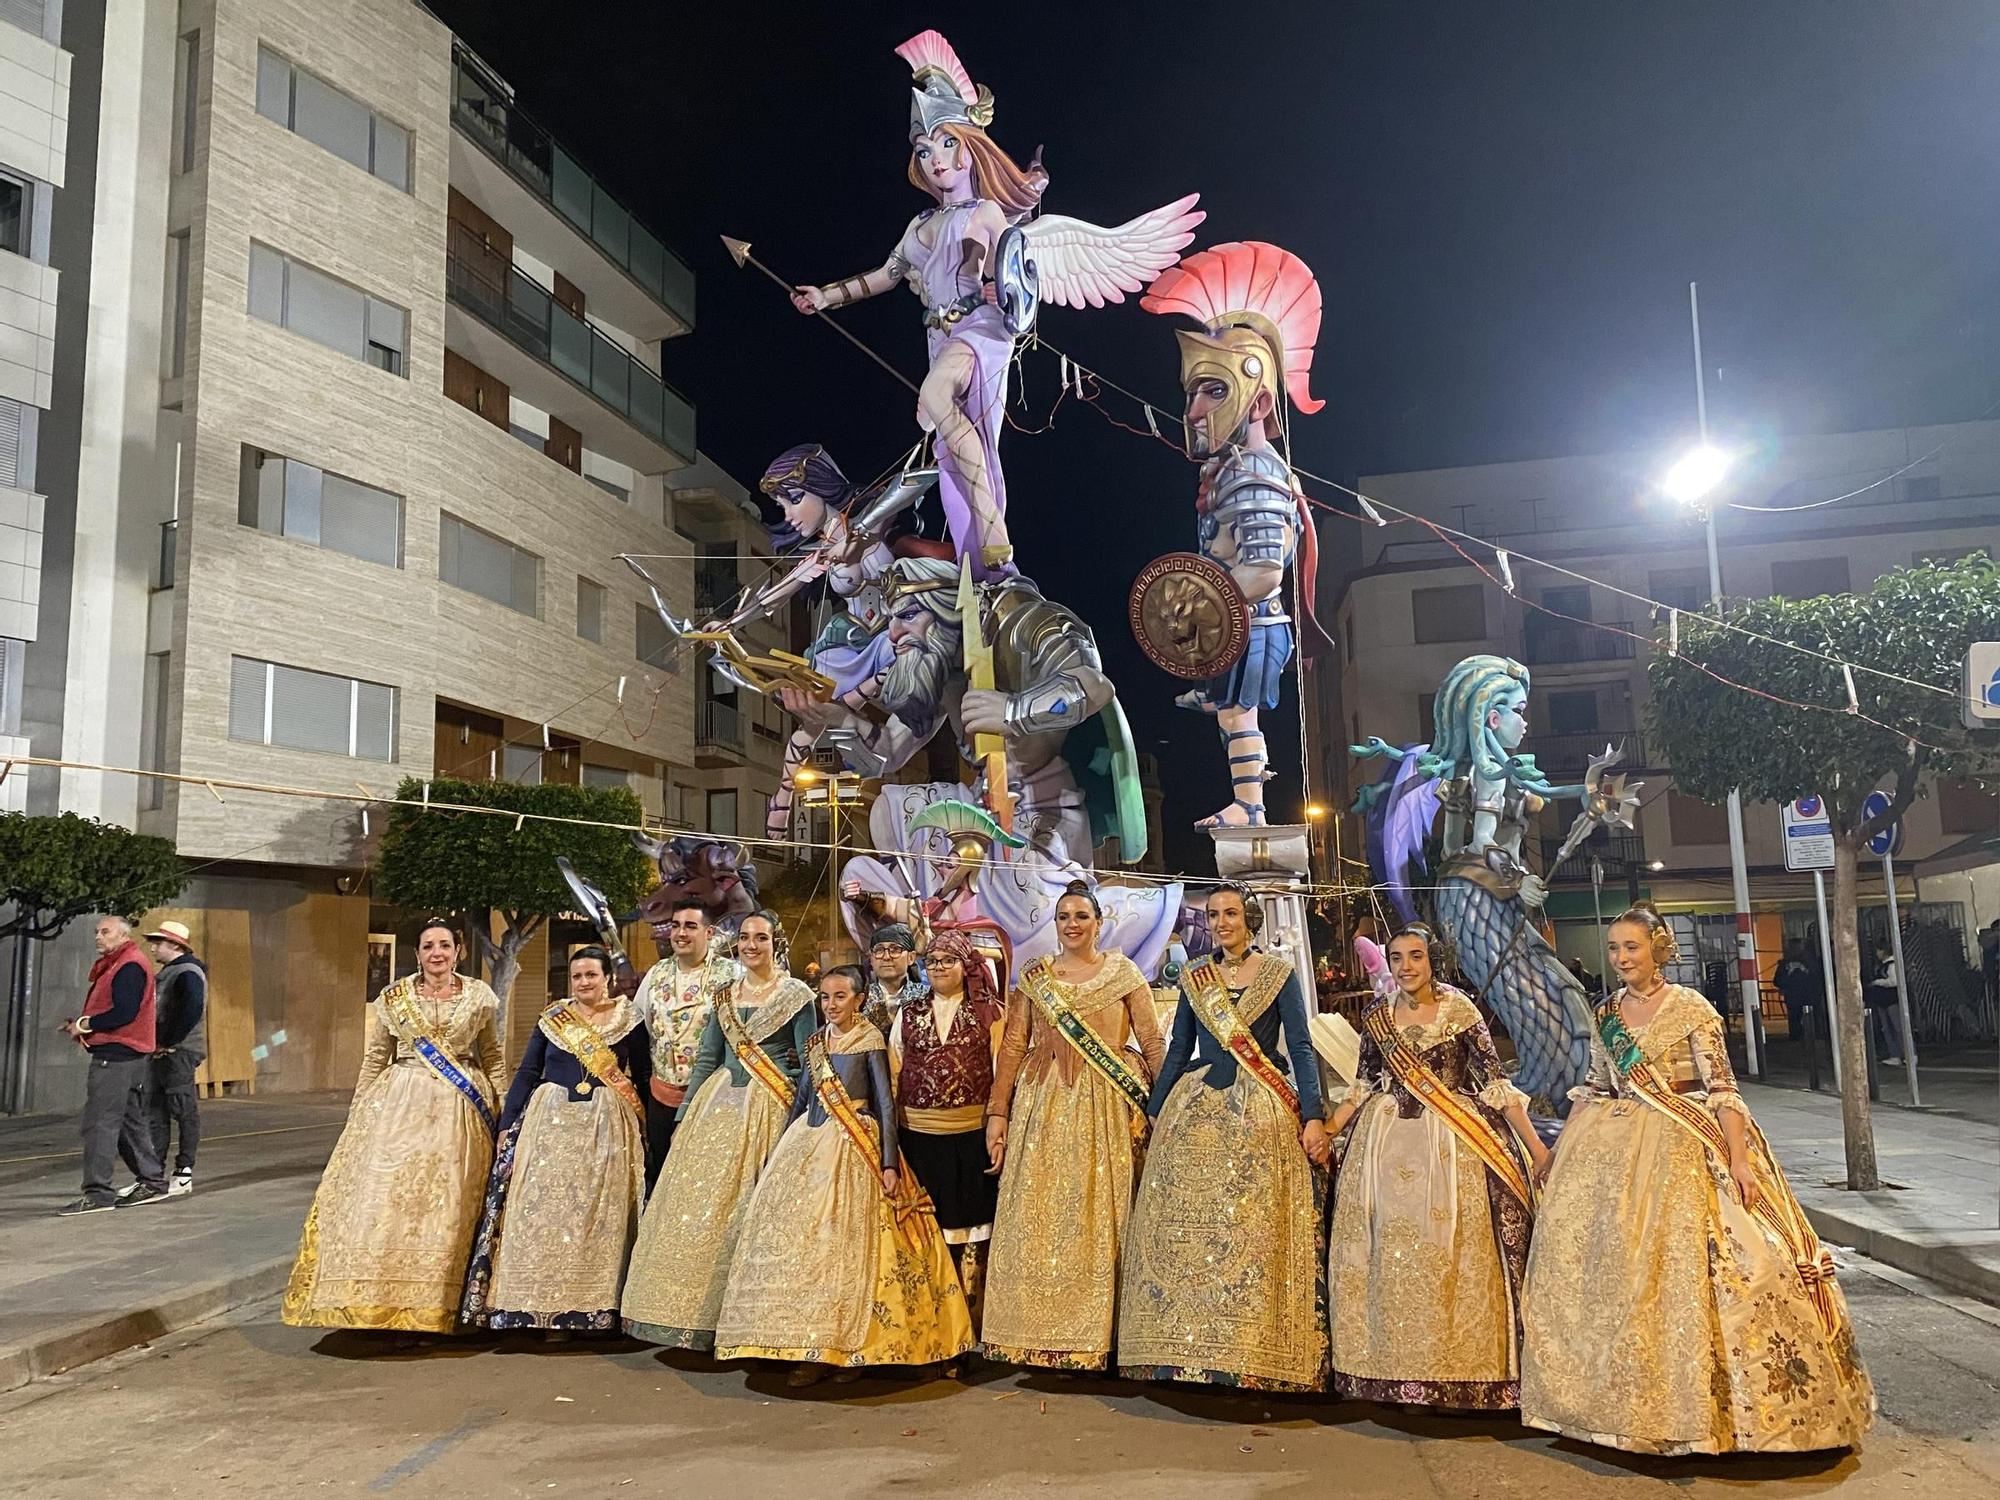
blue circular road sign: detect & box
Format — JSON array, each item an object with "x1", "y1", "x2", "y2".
[{"x1": 1862, "y1": 789, "x2": 1903, "y2": 857}]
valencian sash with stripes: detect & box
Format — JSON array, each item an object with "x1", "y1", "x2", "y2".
[
  {"x1": 1362, "y1": 997, "x2": 1533, "y2": 1210},
  {"x1": 1016, "y1": 957, "x2": 1151, "y2": 1134},
  {"x1": 716, "y1": 978, "x2": 813, "y2": 1113},
  {"x1": 538, "y1": 1000, "x2": 643, "y2": 1120},
  {"x1": 1595, "y1": 998, "x2": 1843, "y2": 1334},
  {"x1": 1180, "y1": 954, "x2": 1298, "y2": 1117},
  {"x1": 806, "y1": 1030, "x2": 936, "y2": 1229},
  {"x1": 381, "y1": 978, "x2": 497, "y2": 1136}
]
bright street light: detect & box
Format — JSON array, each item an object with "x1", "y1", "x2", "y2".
[
  {"x1": 1661, "y1": 444, "x2": 1732, "y2": 505},
  {"x1": 1649, "y1": 859, "x2": 1666, "y2": 871},
  {"x1": 1304, "y1": 803, "x2": 1327, "y2": 820},
  {"x1": 794, "y1": 767, "x2": 819, "y2": 785}
]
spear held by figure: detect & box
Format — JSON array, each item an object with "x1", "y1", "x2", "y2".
[{"x1": 958, "y1": 554, "x2": 1015, "y2": 835}]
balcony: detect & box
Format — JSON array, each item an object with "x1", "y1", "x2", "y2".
[
  {"x1": 156, "y1": 518, "x2": 177, "y2": 590},
  {"x1": 445, "y1": 227, "x2": 695, "y2": 473},
  {"x1": 448, "y1": 45, "x2": 693, "y2": 341},
  {"x1": 696, "y1": 697, "x2": 743, "y2": 752},
  {"x1": 1527, "y1": 727, "x2": 1653, "y2": 776},
  {"x1": 694, "y1": 559, "x2": 740, "y2": 614},
  {"x1": 1540, "y1": 831, "x2": 1648, "y2": 885},
  {"x1": 1522, "y1": 617, "x2": 1637, "y2": 667}
]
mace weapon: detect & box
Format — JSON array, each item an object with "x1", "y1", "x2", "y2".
[
  {"x1": 958, "y1": 554, "x2": 1016, "y2": 835},
  {"x1": 720, "y1": 236, "x2": 920, "y2": 397},
  {"x1": 1551, "y1": 745, "x2": 1643, "y2": 867}
]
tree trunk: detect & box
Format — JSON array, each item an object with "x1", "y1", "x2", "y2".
[{"x1": 1829, "y1": 832, "x2": 1879, "y2": 1190}]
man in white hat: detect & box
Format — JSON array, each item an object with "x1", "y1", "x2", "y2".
[{"x1": 142, "y1": 920, "x2": 206, "y2": 1197}]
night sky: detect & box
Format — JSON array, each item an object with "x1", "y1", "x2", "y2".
[{"x1": 431, "y1": 0, "x2": 2000, "y2": 871}]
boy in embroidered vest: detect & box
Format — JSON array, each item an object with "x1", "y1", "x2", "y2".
[
  {"x1": 889, "y1": 929, "x2": 1004, "y2": 1333},
  {"x1": 863, "y1": 922, "x2": 928, "y2": 1033},
  {"x1": 716, "y1": 966, "x2": 971, "y2": 1385}
]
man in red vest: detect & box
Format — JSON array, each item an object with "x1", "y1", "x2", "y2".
[{"x1": 57, "y1": 915, "x2": 168, "y2": 1214}]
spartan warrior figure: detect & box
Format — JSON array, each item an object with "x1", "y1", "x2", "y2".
[{"x1": 1142, "y1": 242, "x2": 1332, "y2": 828}]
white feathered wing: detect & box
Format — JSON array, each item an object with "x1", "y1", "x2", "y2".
[{"x1": 1023, "y1": 193, "x2": 1204, "y2": 310}]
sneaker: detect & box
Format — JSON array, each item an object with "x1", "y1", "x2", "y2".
[
  {"x1": 168, "y1": 1170, "x2": 194, "y2": 1197},
  {"x1": 58, "y1": 1195, "x2": 117, "y2": 1216},
  {"x1": 117, "y1": 1182, "x2": 170, "y2": 1207},
  {"x1": 115, "y1": 1182, "x2": 144, "y2": 1202}
]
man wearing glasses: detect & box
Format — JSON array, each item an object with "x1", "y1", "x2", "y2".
[{"x1": 863, "y1": 923, "x2": 928, "y2": 1033}]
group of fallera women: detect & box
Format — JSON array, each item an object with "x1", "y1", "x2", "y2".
[{"x1": 281, "y1": 882, "x2": 1874, "y2": 1458}]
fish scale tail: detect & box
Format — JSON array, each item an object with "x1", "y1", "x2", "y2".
[{"x1": 1435, "y1": 877, "x2": 1591, "y2": 1101}]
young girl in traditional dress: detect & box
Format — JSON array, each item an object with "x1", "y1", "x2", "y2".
[
  {"x1": 982, "y1": 883, "x2": 1164, "y2": 1371},
  {"x1": 1325, "y1": 924, "x2": 1548, "y2": 1407},
  {"x1": 461, "y1": 946, "x2": 649, "y2": 1333},
  {"x1": 282, "y1": 920, "x2": 506, "y2": 1333},
  {"x1": 1520, "y1": 904, "x2": 1874, "y2": 1453},
  {"x1": 715, "y1": 966, "x2": 971, "y2": 1385},
  {"x1": 621, "y1": 911, "x2": 815, "y2": 1349}
]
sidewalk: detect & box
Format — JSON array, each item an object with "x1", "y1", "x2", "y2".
[
  {"x1": 1745, "y1": 1078, "x2": 2000, "y2": 1305},
  {"x1": 0, "y1": 1094, "x2": 347, "y2": 1392}
]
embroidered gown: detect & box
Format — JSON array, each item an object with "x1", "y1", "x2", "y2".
[
  {"x1": 282, "y1": 978, "x2": 506, "y2": 1332},
  {"x1": 981, "y1": 953, "x2": 1164, "y2": 1370},
  {"x1": 621, "y1": 974, "x2": 817, "y2": 1350},
  {"x1": 1119, "y1": 955, "x2": 1327, "y2": 1390},
  {"x1": 459, "y1": 998, "x2": 650, "y2": 1331},
  {"x1": 1327, "y1": 986, "x2": 1534, "y2": 1407},
  {"x1": 715, "y1": 1019, "x2": 972, "y2": 1368},
  {"x1": 1520, "y1": 984, "x2": 1875, "y2": 1454}
]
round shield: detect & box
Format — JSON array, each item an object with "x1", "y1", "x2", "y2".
[
  {"x1": 1128, "y1": 552, "x2": 1250, "y2": 681},
  {"x1": 994, "y1": 225, "x2": 1040, "y2": 338}
]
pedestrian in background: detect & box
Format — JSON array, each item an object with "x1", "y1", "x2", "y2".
[
  {"x1": 1980, "y1": 919, "x2": 2000, "y2": 1008},
  {"x1": 1863, "y1": 942, "x2": 1903, "y2": 1065},
  {"x1": 1775, "y1": 939, "x2": 1818, "y2": 1044},
  {"x1": 143, "y1": 920, "x2": 206, "y2": 1197},
  {"x1": 58, "y1": 915, "x2": 167, "y2": 1215}
]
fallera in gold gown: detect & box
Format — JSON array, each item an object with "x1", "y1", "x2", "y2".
[
  {"x1": 282, "y1": 977, "x2": 506, "y2": 1333},
  {"x1": 1521, "y1": 985, "x2": 1875, "y2": 1454},
  {"x1": 981, "y1": 952, "x2": 1163, "y2": 1371}
]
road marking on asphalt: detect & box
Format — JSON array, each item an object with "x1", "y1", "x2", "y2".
[{"x1": 368, "y1": 1406, "x2": 504, "y2": 1491}]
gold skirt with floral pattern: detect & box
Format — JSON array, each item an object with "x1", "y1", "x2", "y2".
[
  {"x1": 1521, "y1": 1095, "x2": 1874, "y2": 1454},
  {"x1": 714, "y1": 1114, "x2": 972, "y2": 1367}
]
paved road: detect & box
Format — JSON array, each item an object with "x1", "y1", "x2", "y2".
[{"x1": 2, "y1": 1252, "x2": 1996, "y2": 1499}]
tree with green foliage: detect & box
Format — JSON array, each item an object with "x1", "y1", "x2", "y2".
[
  {"x1": 373, "y1": 777, "x2": 653, "y2": 1015},
  {"x1": 0, "y1": 811, "x2": 185, "y2": 1111},
  {"x1": 1649, "y1": 556, "x2": 2000, "y2": 1189}
]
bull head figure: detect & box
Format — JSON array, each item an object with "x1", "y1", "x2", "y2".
[{"x1": 632, "y1": 833, "x2": 762, "y2": 936}]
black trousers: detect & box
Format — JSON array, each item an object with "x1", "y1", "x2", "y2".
[
  {"x1": 146, "y1": 1049, "x2": 203, "y2": 1172},
  {"x1": 644, "y1": 1093, "x2": 678, "y2": 1193},
  {"x1": 80, "y1": 1054, "x2": 164, "y2": 1198}
]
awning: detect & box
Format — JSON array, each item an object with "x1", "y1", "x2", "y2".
[{"x1": 1913, "y1": 831, "x2": 2000, "y2": 878}]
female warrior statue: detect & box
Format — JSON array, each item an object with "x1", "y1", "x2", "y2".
[
  {"x1": 1352, "y1": 654, "x2": 1634, "y2": 1103},
  {"x1": 692, "y1": 444, "x2": 941, "y2": 842},
  {"x1": 789, "y1": 30, "x2": 1203, "y2": 578}
]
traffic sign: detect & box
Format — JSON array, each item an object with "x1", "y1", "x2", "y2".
[
  {"x1": 1861, "y1": 789, "x2": 1902, "y2": 858},
  {"x1": 1782, "y1": 796, "x2": 1835, "y2": 872},
  {"x1": 1964, "y1": 642, "x2": 2000, "y2": 729}
]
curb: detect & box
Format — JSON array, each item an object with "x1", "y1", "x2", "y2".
[
  {"x1": 1803, "y1": 1204, "x2": 2000, "y2": 1307},
  {"x1": 0, "y1": 1256, "x2": 293, "y2": 1394}
]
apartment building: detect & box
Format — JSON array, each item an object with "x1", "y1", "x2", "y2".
[
  {"x1": 0, "y1": 0, "x2": 68, "y2": 808},
  {"x1": 1317, "y1": 419, "x2": 2000, "y2": 979},
  {"x1": 4, "y1": 0, "x2": 785, "y2": 1112}
]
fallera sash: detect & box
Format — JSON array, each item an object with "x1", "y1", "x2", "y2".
[
  {"x1": 538, "y1": 1001, "x2": 643, "y2": 1120},
  {"x1": 806, "y1": 1030, "x2": 935, "y2": 1230},
  {"x1": 1180, "y1": 955, "x2": 1299, "y2": 1117},
  {"x1": 1362, "y1": 997, "x2": 1533, "y2": 1210},
  {"x1": 717, "y1": 978, "x2": 812, "y2": 1114},
  {"x1": 381, "y1": 978, "x2": 496, "y2": 1135},
  {"x1": 1595, "y1": 997, "x2": 1841, "y2": 1334},
  {"x1": 1016, "y1": 957, "x2": 1151, "y2": 1135}
]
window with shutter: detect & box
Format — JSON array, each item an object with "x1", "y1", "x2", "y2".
[{"x1": 0, "y1": 397, "x2": 21, "y2": 490}]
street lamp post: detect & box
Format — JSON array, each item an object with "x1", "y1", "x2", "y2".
[
  {"x1": 796, "y1": 767, "x2": 864, "y2": 964},
  {"x1": 1663, "y1": 281, "x2": 1764, "y2": 1079}
]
